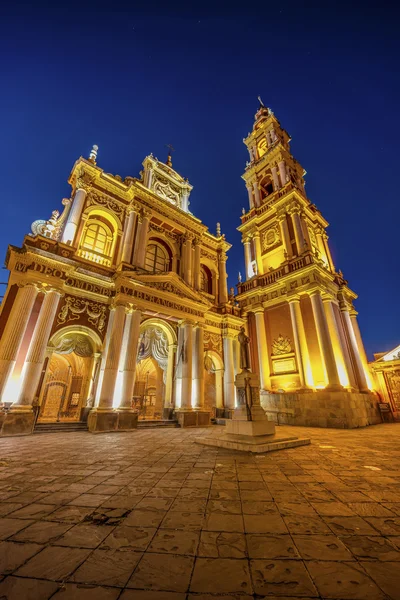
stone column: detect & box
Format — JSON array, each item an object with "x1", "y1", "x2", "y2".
[
  {"x1": 350, "y1": 312, "x2": 370, "y2": 381},
  {"x1": 192, "y1": 324, "x2": 205, "y2": 409},
  {"x1": 12, "y1": 289, "x2": 62, "y2": 410},
  {"x1": 289, "y1": 297, "x2": 312, "y2": 389},
  {"x1": 94, "y1": 308, "x2": 115, "y2": 407},
  {"x1": 183, "y1": 235, "x2": 193, "y2": 285},
  {"x1": 86, "y1": 352, "x2": 101, "y2": 406},
  {"x1": 120, "y1": 206, "x2": 138, "y2": 264},
  {"x1": 253, "y1": 232, "x2": 264, "y2": 275},
  {"x1": 218, "y1": 253, "x2": 228, "y2": 304},
  {"x1": 300, "y1": 215, "x2": 312, "y2": 252},
  {"x1": 181, "y1": 188, "x2": 190, "y2": 212},
  {"x1": 310, "y1": 291, "x2": 342, "y2": 389},
  {"x1": 253, "y1": 182, "x2": 261, "y2": 207},
  {"x1": 164, "y1": 343, "x2": 176, "y2": 413},
  {"x1": 271, "y1": 166, "x2": 280, "y2": 190},
  {"x1": 146, "y1": 168, "x2": 154, "y2": 190},
  {"x1": 277, "y1": 214, "x2": 293, "y2": 258},
  {"x1": 341, "y1": 307, "x2": 369, "y2": 392},
  {"x1": 243, "y1": 237, "x2": 253, "y2": 280},
  {"x1": 180, "y1": 321, "x2": 193, "y2": 409},
  {"x1": 0, "y1": 284, "x2": 39, "y2": 400},
  {"x1": 291, "y1": 209, "x2": 306, "y2": 255},
  {"x1": 119, "y1": 307, "x2": 142, "y2": 409},
  {"x1": 322, "y1": 233, "x2": 335, "y2": 271},
  {"x1": 315, "y1": 227, "x2": 329, "y2": 266},
  {"x1": 134, "y1": 210, "x2": 151, "y2": 268},
  {"x1": 246, "y1": 185, "x2": 254, "y2": 209},
  {"x1": 194, "y1": 240, "x2": 201, "y2": 290},
  {"x1": 323, "y1": 298, "x2": 350, "y2": 388},
  {"x1": 61, "y1": 188, "x2": 87, "y2": 245},
  {"x1": 215, "y1": 370, "x2": 224, "y2": 409},
  {"x1": 278, "y1": 160, "x2": 287, "y2": 187},
  {"x1": 223, "y1": 335, "x2": 235, "y2": 410},
  {"x1": 174, "y1": 325, "x2": 184, "y2": 408},
  {"x1": 172, "y1": 254, "x2": 178, "y2": 274},
  {"x1": 253, "y1": 308, "x2": 270, "y2": 390},
  {"x1": 98, "y1": 304, "x2": 126, "y2": 409}
]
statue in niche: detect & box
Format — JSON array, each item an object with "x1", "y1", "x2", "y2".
[{"x1": 238, "y1": 326, "x2": 251, "y2": 371}]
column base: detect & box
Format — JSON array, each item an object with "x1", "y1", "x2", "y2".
[
  {"x1": 325, "y1": 384, "x2": 344, "y2": 392},
  {"x1": 116, "y1": 409, "x2": 138, "y2": 431},
  {"x1": 87, "y1": 409, "x2": 118, "y2": 433},
  {"x1": 163, "y1": 407, "x2": 174, "y2": 420},
  {"x1": 174, "y1": 409, "x2": 211, "y2": 428},
  {"x1": 1, "y1": 409, "x2": 35, "y2": 436}
]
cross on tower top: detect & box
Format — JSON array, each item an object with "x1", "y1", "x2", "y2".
[{"x1": 165, "y1": 144, "x2": 175, "y2": 167}]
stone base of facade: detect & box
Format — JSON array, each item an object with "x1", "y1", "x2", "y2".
[
  {"x1": 87, "y1": 409, "x2": 138, "y2": 433},
  {"x1": 1, "y1": 410, "x2": 35, "y2": 436},
  {"x1": 261, "y1": 390, "x2": 382, "y2": 428},
  {"x1": 175, "y1": 410, "x2": 211, "y2": 428},
  {"x1": 197, "y1": 433, "x2": 310, "y2": 453}
]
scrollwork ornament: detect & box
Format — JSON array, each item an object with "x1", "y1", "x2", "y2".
[{"x1": 57, "y1": 296, "x2": 107, "y2": 332}]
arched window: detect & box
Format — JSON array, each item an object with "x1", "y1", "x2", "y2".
[
  {"x1": 200, "y1": 265, "x2": 212, "y2": 295},
  {"x1": 260, "y1": 176, "x2": 274, "y2": 201},
  {"x1": 78, "y1": 218, "x2": 114, "y2": 266},
  {"x1": 145, "y1": 243, "x2": 169, "y2": 273}
]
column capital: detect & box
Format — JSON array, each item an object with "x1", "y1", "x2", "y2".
[
  {"x1": 178, "y1": 318, "x2": 195, "y2": 327},
  {"x1": 252, "y1": 305, "x2": 265, "y2": 315},
  {"x1": 308, "y1": 289, "x2": 322, "y2": 299},
  {"x1": 287, "y1": 294, "x2": 301, "y2": 304},
  {"x1": 142, "y1": 208, "x2": 152, "y2": 219}
]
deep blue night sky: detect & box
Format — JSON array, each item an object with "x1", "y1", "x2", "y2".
[{"x1": 1, "y1": 3, "x2": 399, "y2": 359}]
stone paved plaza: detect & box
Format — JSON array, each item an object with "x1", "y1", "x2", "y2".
[{"x1": 0, "y1": 425, "x2": 400, "y2": 599}]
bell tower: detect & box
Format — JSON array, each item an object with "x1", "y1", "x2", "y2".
[{"x1": 237, "y1": 102, "x2": 377, "y2": 428}]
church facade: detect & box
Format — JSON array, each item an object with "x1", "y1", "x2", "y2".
[{"x1": 0, "y1": 104, "x2": 386, "y2": 435}]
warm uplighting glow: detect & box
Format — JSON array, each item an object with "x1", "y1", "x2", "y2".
[
  {"x1": 113, "y1": 370, "x2": 124, "y2": 408},
  {"x1": 2, "y1": 375, "x2": 23, "y2": 404}
]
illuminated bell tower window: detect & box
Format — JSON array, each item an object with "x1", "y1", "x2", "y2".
[
  {"x1": 145, "y1": 243, "x2": 169, "y2": 273},
  {"x1": 78, "y1": 219, "x2": 114, "y2": 266},
  {"x1": 200, "y1": 265, "x2": 212, "y2": 294}
]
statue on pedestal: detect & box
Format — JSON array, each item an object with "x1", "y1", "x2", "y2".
[{"x1": 238, "y1": 326, "x2": 251, "y2": 371}]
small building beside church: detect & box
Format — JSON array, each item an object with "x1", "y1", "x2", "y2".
[{"x1": 0, "y1": 103, "x2": 389, "y2": 435}]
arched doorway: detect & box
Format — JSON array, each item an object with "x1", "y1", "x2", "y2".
[
  {"x1": 134, "y1": 320, "x2": 177, "y2": 420},
  {"x1": 204, "y1": 350, "x2": 224, "y2": 417},
  {"x1": 38, "y1": 328, "x2": 100, "y2": 423}
]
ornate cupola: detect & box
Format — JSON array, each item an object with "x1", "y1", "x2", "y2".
[{"x1": 142, "y1": 152, "x2": 193, "y2": 212}]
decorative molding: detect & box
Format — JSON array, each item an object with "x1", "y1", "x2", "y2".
[
  {"x1": 87, "y1": 191, "x2": 125, "y2": 218},
  {"x1": 57, "y1": 296, "x2": 107, "y2": 332},
  {"x1": 271, "y1": 334, "x2": 292, "y2": 356}
]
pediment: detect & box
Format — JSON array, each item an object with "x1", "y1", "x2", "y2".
[{"x1": 376, "y1": 344, "x2": 400, "y2": 362}]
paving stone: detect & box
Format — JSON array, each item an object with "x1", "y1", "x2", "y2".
[
  {"x1": 71, "y1": 548, "x2": 142, "y2": 587},
  {"x1": 324, "y1": 516, "x2": 378, "y2": 535},
  {"x1": 203, "y1": 513, "x2": 244, "y2": 533},
  {"x1": 56, "y1": 523, "x2": 115, "y2": 548},
  {"x1": 306, "y1": 560, "x2": 387, "y2": 599},
  {"x1": 341, "y1": 535, "x2": 400, "y2": 561},
  {"x1": 10, "y1": 520, "x2": 72, "y2": 544},
  {"x1": 292, "y1": 534, "x2": 354, "y2": 560},
  {"x1": 190, "y1": 557, "x2": 252, "y2": 593},
  {"x1": 162, "y1": 511, "x2": 205, "y2": 531},
  {"x1": 283, "y1": 515, "x2": 330, "y2": 535},
  {"x1": 102, "y1": 525, "x2": 156, "y2": 551},
  {"x1": 246, "y1": 534, "x2": 299, "y2": 559},
  {"x1": 7, "y1": 503, "x2": 57, "y2": 519},
  {"x1": 365, "y1": 516, "x2": 400, "y2": 535},
  {"x1": 51, "y1": 583, "x2": 121, "y2": 599},
  {"x1": 277, "y1": 502, "x2": 318, "y2": 516},
  {"x1": 121, "y1": 591, "x2": 186, "y2": 600},
  {"x1": 127, "y1": 553, "x2": 194, "y2": 591},
  {"x1": 0, "y1": 541, "x2": 43, "y2": 574},
  {"x1": 198, "y1": 531, "x2": 246, "y2": 558},
  {"x1": 125, "y1": 510, "x2": 166, "y2": 528},
  {"x1": 311, "y1": 501, "x2": 356, "y2": 516},
  {"x1": 148, "y1": 529, "x2": 199, "y2": 555},
  {"x1": 0, "y1": 518, "x2": 33, "y2": 540},
  {"x1": 16, "y1": 545, "x2": 91, "y2": 580},
  {"x1": 250, "y1": 558, "x2": 317, "y2": 596},
  {"x1": 348, "y1": 502, "x2": 394, "y2": 517},
  {"x1": 360, "y1": 560, "x2": 400, "y2": 600},
  {"x1": 0, "y1": 575, "x2": 59, "y2": 599}
]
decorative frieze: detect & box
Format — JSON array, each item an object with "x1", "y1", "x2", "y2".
[{"x1": 57, "y1": 296, "x2": 107, "y2": 332}]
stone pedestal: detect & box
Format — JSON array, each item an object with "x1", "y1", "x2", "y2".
[
  {"x1": 88, "y1": 409, "x2": 139, "y2": 433},
  {"x1": 1, "y1": 409, "x2": 35, "y2": 436},
  {"x1": 197, "y1": 369, "x2": 310, "y2": 453},
  {"x1": 88, "y1": 409, "x2": 118, "y2": 433},
  {"x1": 175, "y1": 410, "x2": 211, "y2": 428},
  {"x1": 116, "y1": 409, "x2": 138, "y2": 431}
]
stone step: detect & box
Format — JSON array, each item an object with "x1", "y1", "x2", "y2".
[
  {"x1": 34, "y1": 422, "x2": 88, "y2": 434},
  {"x1": 137, "y1": 420, "x2": 180, "y2": 428}
]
